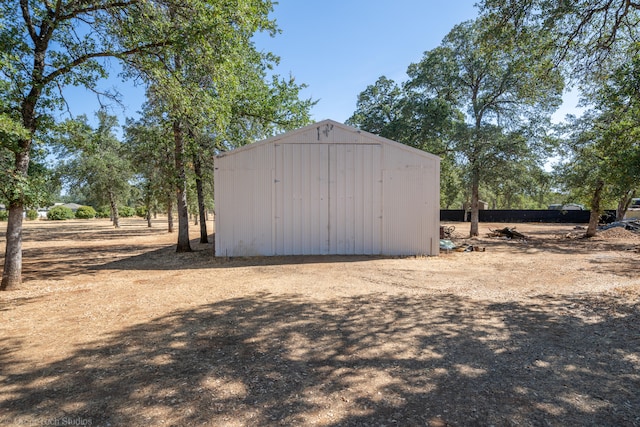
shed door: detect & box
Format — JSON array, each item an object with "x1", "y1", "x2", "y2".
[
  {"x1": 275, "y1": 143, "x2": 330, "y2": 255},
  {"x1": 328, "y1": 144, "x2": 382, "y2": 254},
  {"x1": 274, "y1": 143, "x2": 382, "y2": 255}
]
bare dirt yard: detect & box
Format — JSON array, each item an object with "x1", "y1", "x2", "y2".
[{"x1": 1, "y1": 218, "x2": 639, "y2": 427}]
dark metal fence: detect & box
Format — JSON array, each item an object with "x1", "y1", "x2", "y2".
[{"x1": 440, "y1": 209, "x2": 617, "y2": 223}]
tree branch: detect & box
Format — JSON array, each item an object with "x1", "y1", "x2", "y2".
[
  {"x1": 19, "y1": 0, "x2": 38, "y2": 43},
  {"x1": 58, "y1": 0, "x2": 143, "y2": 21},
  {"x1": 42, "y1": 41, "x2": 171, "y2": 86}
]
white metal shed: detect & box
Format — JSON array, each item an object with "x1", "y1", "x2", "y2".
[{"x1": 214, "y1": 119, "x2": 440, "y2": 257}]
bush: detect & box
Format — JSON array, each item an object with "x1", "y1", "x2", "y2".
[
  {"x1": 47, "y1": 205, "x2": 74, "y2": 220},
  {"x1": 75, "y1": 205, "x2": 97, "y2": 219},
  {"x1": 136, "y1": 206, "x2": 148, "y2": 218},
  {"x1": 0, "y1": 210, "x2": 8, "y2": 221},
  {"x1": 119, "y1": 206, "x2": 136, "y2": 217},
  {"x1": 96, "y1": 206, "x2": 111, "y2": 218},
  {"x1": 26, "y1": 209, "x2": 39, "y2": 220}
]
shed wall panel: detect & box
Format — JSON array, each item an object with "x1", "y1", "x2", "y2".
[
  {"x1": 382, "y1": 168, "x2": 438, "y2": 255},
  {"x1": 329, "y1": 144, "x2": 382, "y2": 254},
  {"x1": 289, "y1": 123, "x2": 373, "y2": 145},
  {"x1": 383, "y1": 144, "x2": 435, "y2": 169},
  {"x1": 275, "y1": 144, "x2": 329, "y2": 255},
  {"x1": 214, "y1": 144, "x2": 274, "y2": 256}
]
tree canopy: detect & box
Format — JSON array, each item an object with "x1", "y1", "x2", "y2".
[
  {"x1": 478, "y1": 1, "x2": 640, "y2": 225},
  {"x1": 479, "y1": 0, "x2": 640, "y2": 80},
  {"x1": 349, "y1": 18, "x2": 563, "y2": 236},
  {"x1": 55, "y1": 111, "x2": 132, "y2": 227},
  {"x1": 0, "y1": 0, "x2": 312, "y2": 290}
]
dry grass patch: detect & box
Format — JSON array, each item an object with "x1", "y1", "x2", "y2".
[{"x1": 1, "y1": 218, "x2": 639, "y2": 426}]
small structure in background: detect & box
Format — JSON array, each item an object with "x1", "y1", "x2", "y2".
[
  {"x1": 548, "y1": 203, "x2": 585, "y2": 211},
  {"x1": 463, "y1": 200, "x2": 488, "y2": 222},
  {"x1": 463, "y1": 200, "x2": 488, "y2": 211},
  {"x1": 214, "y1": 119, "x2": 441, "y2": 257},
  {"x1": 60, "y1": 203, "x2": 82, "y2": 212},
  {"x1": 626, "y1": 198, "x2": 640, "y2": 219},
  {"x1": 34, "y1": 203, "x2": 83, "y2": 219}
]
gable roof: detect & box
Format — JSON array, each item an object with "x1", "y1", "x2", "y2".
[{"x1": 216, "y1": 119, "x2": 440, "y2": 162}]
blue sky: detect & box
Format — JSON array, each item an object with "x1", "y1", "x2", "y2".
[
  {"x1": 253, "y1": 1, "x2": 480, "y2": 122},
  {"x1": 64, "y1": 1, "x2": 579, "y2": 127},
  {"x1": 64, "y1": 1, "x2": 479, "y2": 125}
]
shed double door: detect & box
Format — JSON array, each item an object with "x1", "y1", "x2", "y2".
[{"x1": 274, "y1": 143, "x2": 382, "y2": 255}]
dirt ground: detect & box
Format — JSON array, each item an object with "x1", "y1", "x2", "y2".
[{"x1": 0, "y1": 218, "x2": 639, "y2": 427}]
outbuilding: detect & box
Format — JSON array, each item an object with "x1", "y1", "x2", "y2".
[{"x1": 214, "y1": 119, "x2": 440, "y2": 257}]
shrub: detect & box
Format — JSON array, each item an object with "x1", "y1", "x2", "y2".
[
  {"x1": 0, "y1": 210, "x2": 8, "y2": 221},
  {"x1": 75, "y1": 205, "x2": 97, "y2": 219},
  {"x1": 136, "y1": 206, "x2": 148, "y2": 218},
  {"x1": 119, "y1": 206, "x2": 136, "y2": 217},
  {"x1": 96, "y1": 206, "x2": 111, "y2": 218},
  {"x1": 26, "y1": 209, "x2": 39, "y2": 220},
  {"x1": 47, "y1": 205, "x2": 74, "y2": 220}
]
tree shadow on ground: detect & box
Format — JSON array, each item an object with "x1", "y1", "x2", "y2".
[
  {"x1": 17, "y1": 221, "x2": 164, "y2": 243},
  {"x1": 1, "y1": 292, "x2": 638, "y2": 426},
  {"x1": 0, "y1": 296, "x2": 43, "y2": 313},
  {"x1": 467, "y1": 233, "x2": 638, "y2": 257},
  {"x1": 93, "y1": 234, "x2": 419, "y2": 272},
  {"x1": 20, "y1": 244, "x2": 176, "y2": 280}
]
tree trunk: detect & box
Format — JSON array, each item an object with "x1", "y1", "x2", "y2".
[
  {"x1": 193, "y1": 153, "x2": 208, "y2": 243},
  {"x1": 616, "y1": 190, "x2": 635, "y2": 221},
  {"x1": 2, "y1": 90, "x2": 39, "y2": 290},
  {"x1": 1, "y1": 21, "x2": 55, "y2": 289},
  {"x1": 173, "y1": 120, "x2": 192, "y2": 252},
  {"x1": 1, "y1": 203, "x2": 25, "y2": 290},
  {"x1": 167, "y1": 194, "x2": 174, "y2": 233},
  {"x1": 108, "y1": 191, "x2": 120, "y2": 228},
  {"x1": 469, "y1": 169, "x2": 480, "y2": 237},
  {"x1": 145, "y1": 185, "x2": 153, "y2": 228},
  {"x1": 586, "y1": 180, "x2": 605, "y2": 238}
]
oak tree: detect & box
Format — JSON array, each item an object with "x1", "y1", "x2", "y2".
[
  {"x1": 0, "y1": 0, "x2": 186, "y2": 290},
  {"x1": 406, "y1": 19, "x2": 562, "y2": 235}
]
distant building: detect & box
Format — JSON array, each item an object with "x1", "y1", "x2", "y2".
[
  {"x1": 61, "y1": 203, "x2": 82, "y2": 212},
  {"x1": 548, "y1": 203, "x2": 585, "y2": 211}
]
